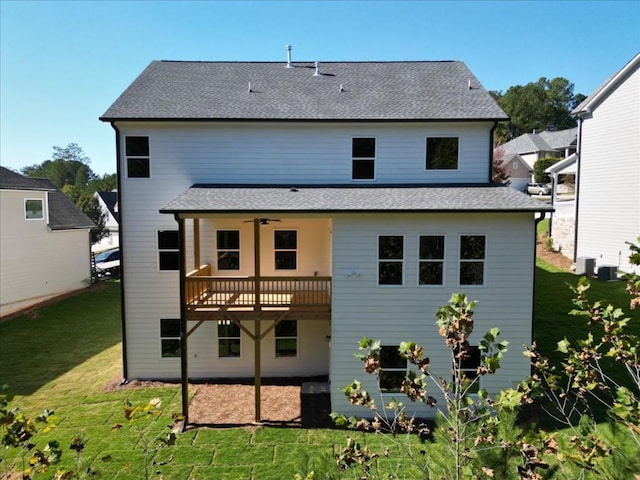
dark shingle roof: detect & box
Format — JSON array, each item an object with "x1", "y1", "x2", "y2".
[
  {"x1": 101, "y1": 61, "x2": 507, "y2": 121},
  {"x1": 96, "y1": 191, "x2": 119, "y2": 222},
  {"x1": 160, "y1": 184, "x2": 552, "y2": 214},
  {"x1": 499, "y1": 128, "x2": 577, "y2": 155},
  {"x1": 1, "y1": 167, "x2": 95, "y2": 230}
]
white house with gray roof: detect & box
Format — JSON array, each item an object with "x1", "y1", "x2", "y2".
[
  {"x1": 101, "y1": 57, "x2": 551, "y2": 424},
  {"x1": 0, "y1": 167, "x2": 95, "y2": 317}
]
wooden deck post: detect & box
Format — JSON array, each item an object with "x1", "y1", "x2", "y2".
[
  {"x1": 193, "y1": 218, "x2": 200, "y2": 269},
  {"x1": 253, "y1": 218, "x2": 262, "y2": 422},
  {"x1": 177, "y1": 216, "x2": 189, "y2": 428}
]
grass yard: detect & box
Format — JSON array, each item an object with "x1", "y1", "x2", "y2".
[{"x1": 1, "y1": 267, "x2": 639, "y2": 479}]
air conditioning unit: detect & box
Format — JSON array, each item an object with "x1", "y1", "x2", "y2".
[
  {"x1": 597, "y1": 266, "x2": 617, "y2": 281},
  {"x1": 575, "y1": 257, "x2": 595, "y2": 276}
]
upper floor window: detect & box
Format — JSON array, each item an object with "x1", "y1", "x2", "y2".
[
  {"x1": 352, "y1": 137, "x2": 375, "y2": 180},
  {"x1": 158, "y1": 230, "x2": 180, "y2": 271},
  {"x1": 459, "y1": 235, "x2": 485, "y2": 285},
  {"x1": 274, "y1": 230, "x2": 297, "y2": 270},
  {"x1": 275, "y1": 320, "x2": 297, "y2": 358},
  {"x1": 419, "y1": 235, "x2": 445, "y2": 285},
  {"x1": 378, "y1": 235, "x2": 403, "y2": 286},
  {"x1": 126, "y1": 136, "x2": 150, "y2": 178},
  {"x1": 217, "y1": 230, "x2": 240, "y2": 270},
  {"x1": 426, "y1": 137, "x2": 458, "y2": 170},
  {"x1": 160, "y1": 318, "x2": 181, "y2": 358},
  {"x1": 24, "y1": 199, "x2": 44, "y2": 220},
  {"x1": 379, "y1": 346, "x2": 407, "y2": 394}
]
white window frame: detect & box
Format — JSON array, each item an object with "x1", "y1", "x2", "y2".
[
  {"x1": 274, "y1": 229, "x2": 298, "y2": 271},
  {"x1": 159, "y1": 318, "x2": 181, "y2": 359},
  {"x1": 455, "y1": 345, "x2": 481, "y2": 395},
  {"x1": 351, "y1": 136, "x2": 376, "y2": 181},
  {"x1": 125, "y1": 136, "x2": 150, "y2": 178},
  {"x1": 418, "y1": 234, "x2": 446, "y2": 287},
  {"x1": 458, "y1": 234, "x2": 486, "y2": 287},
  {"x1": 216, "y1": 230, "x2": 240, "y2": 271},
  {"x1": 24, "y1": 198, "x2": 45, "y2": 220},
  {"x1": 157, "y1": 230, "x2": 180, "y2": 272},
  {"x1": 379, "y1": 345, "x2": 409, "y2": 395},
  {"x1": 377, "y1": 234, "x2": 404, "y2": 287},
  {"x1": 217, "y1": 320, "x2": 241, "y2": 359},
  {"x1": 425, "y1": 136, "x2": 460, "y2": 171},
  {"x1": 275, "y1": 320, "x2": 298, "y2": 358}
]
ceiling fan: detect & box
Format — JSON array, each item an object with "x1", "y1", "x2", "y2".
[{"x1": 243, "y1": 218, "x2": 282, "y2": 225}]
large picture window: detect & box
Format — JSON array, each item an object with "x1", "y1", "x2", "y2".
[
  {"x1": 426, "y1": 137, "x2": 459, "y2": 170},
  {"x1": 379, "y1": 346, "x2": 407, "y2": 393},
  {"x1": 352, "y1": 137, "x2": 375, "y2": 180},
  {"x1": 274, "y1": 230, "x2": 297, "y2": 270},
  {"x1": 24, "y1": 199, "x2": 44, "y2": 220},
  {"x1": 160, "y1": 318, "x2": 180, "y2": 358},
  {"x1": 158, "y1": 230, "x2": 180, "y2": 271},
  {"x1": 218, "y1": 320, "x2": 241, "y2": 358},
  {"x1": 126, "y1": 136, "x2": 150, "y2": 178},
  {"x1": 459, "y1": 235, "x2": 486, "y2": 285},
  {"x1": 275, "y1": 320, "x2": 297, "y2": 357},
  {"x1": 419, "y1": 235, "x2": 445, "y2": 285},
  {"x1": 217, "y1": 230, "x2": 240, "y2": 270},
  {"x1": 378, "y1": 235, "x2": 403, "y2": 285}
]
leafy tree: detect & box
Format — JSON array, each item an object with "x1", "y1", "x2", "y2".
[
  {"x1": 533, "y1": 156, "x2": 560, "y2": 183},
  {"x1": 77, "y1": 194, "x2": 109, "y2": 244},
  {"x1": 492, "y1": 145, "x2": 510, "y2": 184}
]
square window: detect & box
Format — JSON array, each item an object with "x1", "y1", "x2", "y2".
[
  {"x1": 275, "y1": 320, "x2": 297, "y2": 357},
  {"x1": 158, "y1": 230, "x2": 180, "y2": 271},
  {"x1": 352, "y1": 138, "x2": 375, "y2": 180},
  {"x1": 160, "y1": 318, "x2": 180, "y2": 358},
  {"x1": 378, "y1": 236, "x2": 403, "y2": 285},
  {"x1": 127, "y1": 158, "x2": 150, "y2": 178},
  {"x1": 426, "y1": 137, "x2": 459, "y2": 170},
  {"x1": 275, "y1": 231, "x2": 297, "y2": 270},
  {"x1": 218, "y1": 321, "x2": 241, "y2": 358},
  {"x1": 24, "y1": 199, "x2": 44, "y2": 220},
  {"x1": 460, "y1": 235, "x2": 485, "y2": 286},
  {"x1": 419, "y1": 235, "x2": 445, "y2": 285},
  {"x1": 217, "y1": 230, "x2": 240, "y2": 270}
]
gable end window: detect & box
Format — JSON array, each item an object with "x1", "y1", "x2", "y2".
[
  {"x1": 275, "y1": 320, "x2": 297, "y2": 357},
  {"x1": 419, "y1": 235, "x2": 445, "y2": 285},
  {"x1": 378, "y1": 235, "x2": 403, "y2": 285},
  {"x1": 126, "y1": 136, "x2": 150, "y2": 178},
  {"x1": 352, "y1": 137, "x2": 375, "y2": 180},
  {"x1": 160, "y1": 318, "x2": 181, "y2": 358},
  {"x1": 426, "y1": 137, "x2": 459, "y2": 170},
  {"x1": 158, "y1": 230, "x2": 180, "y2": 271},
  {"x1": 459, "y1": 235, "x2": 485, "y2": 286},
  {"x1": 24, "y1": 199, "x2": 44, "y2": 220},
  {"x1": 217, "y1": 230, "x2": 240, "y2": 270},
  {"x1": 274, "y1": 230, "x2": 297, "y2": 270}
]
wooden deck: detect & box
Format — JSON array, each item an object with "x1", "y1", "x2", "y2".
[{"x1": 185, "y1": 266, "x2": 331, "y2": 321}]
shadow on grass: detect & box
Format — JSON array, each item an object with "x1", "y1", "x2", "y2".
[{"x1": 0, "y1": 281, "x2": 121, "y2": 400}]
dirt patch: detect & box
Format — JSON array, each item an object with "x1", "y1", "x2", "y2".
[{"x1": 536, "y1": 235, "x2": 574, "y2": 272}]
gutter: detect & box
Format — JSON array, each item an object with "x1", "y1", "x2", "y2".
[
  {"x1": 111, "y1": 122, "x2": 129, "y2": 383},
  {"x1": 572, "y1": 117, "x2": 583, "y2": 262},
  {"x1": 531, "y1": 212, "x2": 547, "y2": 369}
]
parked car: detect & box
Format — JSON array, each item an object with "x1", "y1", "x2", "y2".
[
  {"x1": 527, "y1": 183, "x2": 551, "y2": 196},
  {"x1": 94, "y1": 247, "x2": 120, "y2": 277}
]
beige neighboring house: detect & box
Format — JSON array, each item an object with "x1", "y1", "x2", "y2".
[
  {"x1": 0, "y1": 167, "x2": 95, "y2": 317},
  {"x1": 499, "y1": 127, "x2": 578, "y2": 169},
  {"x1": 571, "y1": 52, "x2": 640, "y2": 274},
  {"x1": 498, "y1": 152, "x2": 533, "y2": 192}
]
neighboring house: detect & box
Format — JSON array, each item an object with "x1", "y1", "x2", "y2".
[
  {"x1": 93, "y1": 190, "x2": 119, "y2": 249},
  {"x1": 100, "y1": 58, "x2": 551, "y2": 422},
  {"x1": 571, "y1": 52, "x2": 640, "y2": 274},
  {"x1": 0, "y1": 167, "x2": 95, "y2": 317},
  {"x1": 497, "y1": 152, "x2": 533, "y2": 192},
  {"x1": 498, "y1": 127, "x2": 578, "y2": 172}
]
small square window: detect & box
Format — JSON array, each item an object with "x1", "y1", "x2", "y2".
[
  {"x1": 160, "y1": 318, "x2": 181, "y2": 358},
  {"x1": 24, "y1": 199, "x2": 44, "y2": 220},
  {"x1": 127, "y1": 158, "x2": 150, "y2": 178},
  {"x1": 426, "y1": 137, "x2": 459, "y2": 170}
]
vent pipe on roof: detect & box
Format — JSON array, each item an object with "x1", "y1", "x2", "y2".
[
  {"x1": 286, "y1": 45, "x2": 293, "y2": 68},
  {"x1": 313, "y1": 61, "x2": 321, "y2": 76}
]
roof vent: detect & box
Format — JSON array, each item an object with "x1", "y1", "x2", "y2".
[
  {"x1": 313, "y1": 61, "x2": 321, "y2": 76},
  {"x1": 286, "y1": 45, "x2": 293, "y2": 68}
]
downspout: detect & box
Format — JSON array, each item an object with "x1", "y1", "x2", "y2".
[
  {"x1": 488, "y1": 121, "x2": 498, "y2": 183},
  {"x1": 572, "y1": 117, "x2": 583, "y2": 262},
  {"x1": 110, "y1": 122, "x2": 128, "y2": 384},
  {"x1": 531, "y1": 212, "x2": 546, "y2": 372},
  {"x1": 176, "y1": 215, "x2": 189, "y2": 429}
]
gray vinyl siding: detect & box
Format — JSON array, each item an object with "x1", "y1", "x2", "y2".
[
  {"x1": 330, "y1": 212, "x2": 535, "y2": 417},
  {"x1": 577, "y1": 65, "x2": 640, "y2": 273}
]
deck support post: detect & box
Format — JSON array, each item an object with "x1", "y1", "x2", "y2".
[
  {"x1": 193, "y1": 218, "x2": 200, "y2": 268},
  {"x1": 253, "y1": 218, "x2": 262, "y2": 423},
  {"x1": 177, "y1": 216, "x2": 189, "y2": 429}
]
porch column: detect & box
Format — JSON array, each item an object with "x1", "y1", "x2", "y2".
[
  {"x1": 177, "y1": 216, "x2": 189, "y2": 428},
  {"x1": 253, "y1": 218, "x2": 262, "y2": 422},
  {"x1": 193, "y1": 218, "x2": 200, "y2": 268}
]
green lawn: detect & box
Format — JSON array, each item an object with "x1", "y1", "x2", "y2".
[{"x1": 1, "y1": 269, "x2": 638, "y2": 479}]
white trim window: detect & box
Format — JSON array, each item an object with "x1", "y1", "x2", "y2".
[
  {"x1": 459, "y1": 235, "x2": 486, "y2": 286},
  {"x1": 419, "y1": 235, "x2": 445, "y2": 285},
  {"x1": 426, "y1": 137, "x2": 459, "y2": 170},
  {"x1": 24, "y1": 198, "x2": 44, "y2": 220},
  {"x1": 125, "y1": 136, "x2": 150, "y2": 178},
  {"x1": 456, "y1": 345, "x2": 481, "y2": 394},
  {"x1": 275, "y1": 320, "x2": 297, "y2": 358},
  {"x1": 352, "y1": 137, "x2": 376, "y2": 180},
  {"x1": 274, "y1": 230, "x2": 297, "y2": 270},
  {"x1": 160, "y1": 318, "x2": 180, "y2": 358},
  {"x1": 217, "y1": 230, "x2": 240, "y2": 271},
  {"x1": 218, "y1": 320, "x2": 241, "y2": 358},
  {"x1": 379, "y1": 345, "x2": 408, "y2": 394},
  {"x1": 378, "y1": 235, "x2": 403, "y2": 286},
  {"x1": 158, "y1": 230, "x2": 180, "y2": 271}
]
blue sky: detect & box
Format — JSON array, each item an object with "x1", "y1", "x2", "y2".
[{"x1": 1, "y1": 0, "x2": 638, "y2": 176}]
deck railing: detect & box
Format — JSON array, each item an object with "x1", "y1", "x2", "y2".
[{"x1": 185, "y1": 268, "x2": 331, "y2": 310}]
